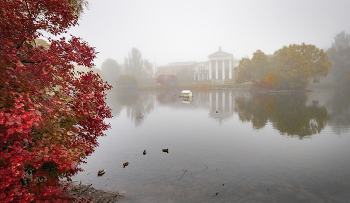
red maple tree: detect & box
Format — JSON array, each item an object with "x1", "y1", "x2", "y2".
[
  {"x1": 0, "y1": 0, "x2": 111, "y2": 202},
  {"x1": 156, "y1": 74, "x2": 177, "y2": 85}
]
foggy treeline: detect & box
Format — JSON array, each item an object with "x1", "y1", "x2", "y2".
[
  {"x1": 234, "y1": 31, "x2": 350, "y2": 90},
  {"x1": 99, "y1": 47, "x2": 154, "y2": 88},
  {"x1": 327, "y1": 31, "x2": 350, "y2": 85},
  {"x1": 97, "y1": 31, "x2": 349, "y2": 90},
  {"x1": 101, "y1": 58, "x2": 121, "y2": 85}
]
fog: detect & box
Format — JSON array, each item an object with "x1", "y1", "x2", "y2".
[
  {"x1": 101, "y1": 58, "x2": 121, "y2": 85},
  {"x1": 62, "y1": 1, "x2": 350, "y2": 200},
  {"x1": 63, "y1": 0, "x2": 350, "y2": 68}
]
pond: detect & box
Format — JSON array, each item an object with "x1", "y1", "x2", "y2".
[{"x1": 73, "y1": 88, "x2": 350, "y2": 202}]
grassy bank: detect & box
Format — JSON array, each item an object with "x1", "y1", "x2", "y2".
[
  {"x1": 122, "y1": 81, "x2": 346, "y2": 92},
  {"x1": 137, "y1": 82, "x2": 252, "y2": 91}
]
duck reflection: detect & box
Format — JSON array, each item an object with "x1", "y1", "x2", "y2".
[{"x1": 156, "y1": 91, "x2": 177, "y2": 104}]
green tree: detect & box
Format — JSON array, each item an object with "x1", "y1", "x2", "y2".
[
  {"x1": 125, "y1": 47, "x2": 143, "y2": 78},
  {"x1": 327, "y1": 31, "x2": 350, "y2": 84},
  {"x1": 101, "y1": 58, "x2": 121, "y2": 86}
]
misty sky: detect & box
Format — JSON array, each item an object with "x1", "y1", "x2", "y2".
[{"x1": 64, "y1": 0, "x2": 350, "y2": 68}]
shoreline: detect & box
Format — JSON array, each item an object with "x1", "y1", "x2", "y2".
[
  {"x1": 116, "y1": 82, "x2": 346, "y2": 92},
  {"x1": 67, "y1": 182, "x2": 124, "y2": 202}
]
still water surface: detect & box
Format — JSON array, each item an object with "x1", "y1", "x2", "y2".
[{"x1": 73, "y1": 89, "x2": 350, "y2": 202}]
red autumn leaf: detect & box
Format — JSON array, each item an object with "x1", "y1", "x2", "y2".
[{"x1": 0, "y1": 0, "x2": 112, "y2": 202}]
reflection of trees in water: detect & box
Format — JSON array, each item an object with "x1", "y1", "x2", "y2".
[
  {"x1": 116, "y1": 91, "x2": 139, "y2": 106},
  {"x1": 234, "y1": 95, "x2": 270, "y2": 129},
  {"x1": 109, "y1": 89, "x2": 349, "y2": 134},
  {"x1": 156, "y1": 91, "x2": 212, "y2": 109},
  {"x1": 127, "y1": 93, "x2": 155, "y2": 127},
  {"x1": 155, "y1": 90, "x2": 248, "y2": 124},
  {"x1": 234, "y1": 94, "x2": 329, "y2": 139},
  {"x1": 106, "y1": 90, "x2": 139, "y2": 118},
  {"x1": 156, "y1": 91, "x2": 178, "y2": 104},
  {"x1": 106, "y1": 91, "x2": 123, "y2": 117},
  {"x1": 114, "y1": 91, "x2": 155, "y2": 127},
  {"x1": 270, "y1": 96, "x2": 329, "y2": 139},
  {"x1": 327, "y1": 89, "x2": 350, "y2": 135}
]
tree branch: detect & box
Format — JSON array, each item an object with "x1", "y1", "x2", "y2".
[{"x1": 21, "y1": 59, "x2": 47, "y2": 64}]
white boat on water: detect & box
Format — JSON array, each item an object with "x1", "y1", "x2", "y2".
[{"x1": 180, "y1": 90, "x2": 192, "y2": 97}]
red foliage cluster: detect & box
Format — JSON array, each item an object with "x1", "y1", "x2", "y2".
[
  {"x1": 253, "y1": 81, "x2": 270, "y2": 88},
  {"x1": 156, "y1": 74, "x2": 177, "y2": 85},
  {"x1": 0, "y1": 0, "x2": 111, "y2": 202}
]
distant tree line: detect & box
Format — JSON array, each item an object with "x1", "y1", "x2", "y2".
[
  {"x1": 156, "y1": 74, "x2": 177, "y2": 85},
  {"x1": 101, "y1": 58, "x2": 121, "y2": 85},
  {"x1": 116, "y1": 75, "x2": 138, "y2": 89},
  {"x1": 234, "y1": 31, "x2": 350, "y2": 89},
  {"x1": 100, "y1": 47, "x2": 154, "y2": 88},
  {"x1": 327, "y1": 31, "x2": 350, "y2": 85},
  {"x1": 234, "y1": 43, "x2": 332, "y2": 90}
]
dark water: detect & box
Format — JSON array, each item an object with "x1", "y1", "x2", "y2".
[{"x1": 73, "y1": 89, "x2": 350, "y2": 203}]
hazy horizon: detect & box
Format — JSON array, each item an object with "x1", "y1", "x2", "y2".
[{"x1": 58, "y1": 0, "x2": 350, "y2": 68}]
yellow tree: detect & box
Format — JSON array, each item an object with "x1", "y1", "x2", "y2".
[
  {"x1": 272, "y1": 43, "x2": 332, "y2": 89},
  {"x1": 234, "y1": 58, "x2": 252, "y2": 83},
  {"x1": 251, "y1": 50, "x2": 270, "y2": 82},
  {"x1": 234, "y1": 50, "x2": 270, "y2": 84},
  {"x1": 273, "y1": 46, "x2": 310, "y2": 89},
  {"x1": 264, "y1": 71, "x2": 278, "y2": 88},
  {"x1": 289, "y1": 43, "x2": 332, "y2": 82}
]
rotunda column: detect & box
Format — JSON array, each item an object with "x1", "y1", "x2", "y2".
[
  {"x1": 229, "y1": 58, "x2": 232, "y2": 80},
  {"x1": 209, "y1": 61, "x2": 212, "y2": 80},
  {"x1": 222, "y1": 59, "x2": 226, "y2": 80},
  {"x1": 215, "y1": 60, "x2": 218, "y2": 80}
]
